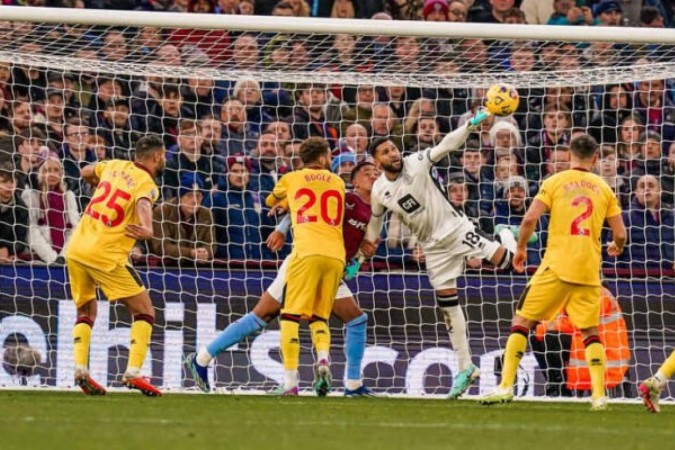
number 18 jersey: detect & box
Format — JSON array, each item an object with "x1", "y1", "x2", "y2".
[
  {"x1": 66, "y1": 160, "x2": 159, "y2": 271},
  {"x1": 535, "y1": 169, "x2": 621, "y2": 286},
  {"x1": 270, "y1": 168, "x2": 345, "y2": 261}
]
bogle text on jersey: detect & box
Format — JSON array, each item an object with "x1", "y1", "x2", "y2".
[{"x1": 371, "y1": 149, "x2": 474, "y2": 245}]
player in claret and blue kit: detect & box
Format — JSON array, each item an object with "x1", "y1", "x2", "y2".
[{"x1": 186, "y1": 158, "x2": 379, "y2": 396}]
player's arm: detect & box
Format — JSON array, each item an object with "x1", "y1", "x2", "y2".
[
  {"x1": 363, "y1": 196, "x2": 386, "y2": 252},
  {"x1": 428, "y1": 109, "x2": 491, "y2": 164},
  {"x1": 80, "y1": 163, "x2": 100, "y2": 187},
  {"x1": 513, "y1": 199, "x2": 549, "y2": 272},
  {"x1": 266, "y1": 214, "x2": 291, "y2": 252},
  {"x1": 125, "y1": 198, "x2": 154, "y2": 241},
  {"x1": 606, "y1": 214, "x2": 626, "y2": 257}
]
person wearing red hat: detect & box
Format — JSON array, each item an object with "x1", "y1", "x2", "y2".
[{"x1": 423, "y1": 0, "x2": 449, "y2": 21}]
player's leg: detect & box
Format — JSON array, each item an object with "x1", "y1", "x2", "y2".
[
  {"x1": 481, "y1": 270, "x2": 566, "y2": 405},
  {"x1": 309, "y1": 256, "x2": 344, "y2": 397},
  {"x1": 278, "y1": 254, "x2": 316, "y2": 396},
  {"x1": 331, "y1": 291, "x2": 372, "y2": 396},
  {"x1": 640, "y1": 350, "x2": 675, "y2": 413},
  {"x1": 187, "y1": 261, "x2": 290, "y2": 392},
  {"x1": 67, "y1": 258, "x2": 106, "y2": 395},
  {"x1": 566, "y1": 283, "x2": 606, "y2": 411}
]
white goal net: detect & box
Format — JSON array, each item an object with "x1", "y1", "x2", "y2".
[{"x1": 0, "y1": 7, "x2": 673, "y2": 400}]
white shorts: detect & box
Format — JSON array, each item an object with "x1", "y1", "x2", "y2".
[
  {"x1": 266, "y1": 255, "x2": 353, "y2": 303},
  {"x1": 423, "y1": 223, "x2": 501, "y2": 291}
]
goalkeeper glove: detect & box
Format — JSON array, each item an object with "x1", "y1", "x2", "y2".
[
  {"x1": 467, "y1": 107, "x2": 491, "y2": 131},
  {"x1": 344, "y1": 258, "x2": 362, "y2": 281}
]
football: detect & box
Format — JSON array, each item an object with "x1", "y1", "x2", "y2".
[{"x1": 485, "y1": 83, "x2": 520, "y2": 116}]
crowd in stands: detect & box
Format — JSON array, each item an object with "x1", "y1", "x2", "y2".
[{"x1": 0, "y1": 0, "x2": 673, "y2": 275}]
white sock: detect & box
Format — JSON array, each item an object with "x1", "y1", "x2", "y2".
[
  {"x1": 345, "y1": 379, "x2": 362, "y2": 390},
  {"x1": 284, "y1": 370, "x2": 298, "y2": 389},
  {"x1": 196, "y1": 347, "x2": 212, "y2": 367},
  {"x1": 442, "y1": 306, "x2": 472, "y2": 372},
  {"x1": 317, "y1": 350, "x2": 329, "y2": 363},
  {"x1": 655, "y1": 370, "x2": 668, "y2": 387}
]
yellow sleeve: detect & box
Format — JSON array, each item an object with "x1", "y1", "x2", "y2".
[
  {"x1": 93, "y1": 161, "x2": 108, "y2": 179},
  {"x1": 605, "y1": 184, "x2": 621, "y2": 218},
  {"x1": 534, "y1": 177, "x2": 553, "y2": 209},
  {"x1": 266, "y1": 176, "x2": 288, "y2": 208},
  {"x1": 136, "y1": 179, "x2": 159, "y2": 205}
]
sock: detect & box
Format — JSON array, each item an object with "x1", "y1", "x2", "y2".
[
  {"x1": 498, "y1": 326, "x2": 529, "y2": 390},
  {"x1": 280, "y1": 314, "x2": 301, "y2": 379},
  {"x1": 127, "y1": 314, "x2": 153, "y2": 374},
  {"x1": 284, "y1": 370, "x2": 298, "y2": 389},
  {"x1": 309, "y1": 316, "x2": 331, "y2": 361},
  {"x1": 438, "y1": 295, "x2": 472, "y2": 372},
  {"x1": 496, "y1": 227, "x2": 518, "y2": 254},
  {"x1": 658, "y1": 349, "x2": 675, "y2": 380},
  {"x1": 205, "y1": 312, "x2": 267, "y2": 364},
  {"x1": 345, "y1": 313, "x2": 367, "y2": 382},
  {"x1": 583, "y1": 336, "x2": 606, "y2": 400},
  {"x1": 73, "y1": 317, "x2": 93, "y2": 371}
]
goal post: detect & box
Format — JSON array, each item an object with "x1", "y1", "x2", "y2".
[{"x1": 0, "y1": 6, "x2": 673, "y2": 400}]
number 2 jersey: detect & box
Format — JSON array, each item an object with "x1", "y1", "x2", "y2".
[
  {"x1": 66, "y1": 160, "x2": 160, "y2": 271},
  {"x1": 270, "y1": 168, "x2": 346, "y2": 261},
  {"x1": 370, "y1": 148, "x2": 475, "y2": 246},
  {"x1": 534, "y1": 169, "x2": 621, "y2": 286}
]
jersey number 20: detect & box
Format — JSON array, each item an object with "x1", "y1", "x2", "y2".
[
  {"x1": 295, "y1": 188, "x2": 343, "y2": 226},
  {"x1": 85, "y1": 181, "x2": 131, "y2": 228},
  {"x1": 570, "y1": 196, "x2": 593, "y2": 236}
]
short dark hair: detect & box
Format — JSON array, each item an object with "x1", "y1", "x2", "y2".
[
  {"x1": 135, "y1": 134, "x2": 165, "y2": 159},
  {"x1": 160, "y1": 83, "x2": 181, "y2": 99},
  {"x1": 299, "y1": 137, "x2": 330, "y2": 164},
  {"x1": 368, "y1": 136, "x2": 392, "y2": 156},
  {"x1": 0, "y1": 163, "x2": 14, "y2": 182},
  {"x1": 640, "y1": 6, "x2": 661, "y2": 24},
  {"x1": 350, "y1": 161, "x2": 375, "y2": 182},
  {"x1": 570, "y1": 134, "x2": 598, "y2": 160}
]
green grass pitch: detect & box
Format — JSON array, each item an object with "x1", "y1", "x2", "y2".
[{"x1": 0, "y1": 391, "x2": 672, "y2": 450}]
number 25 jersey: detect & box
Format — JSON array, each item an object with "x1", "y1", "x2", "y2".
[
  {"x1": 535, "y1": 169, "x2": 621, "y2": 286},
  {"x1": 66, "y1": 160, "x2": 159, "y2": 271}
]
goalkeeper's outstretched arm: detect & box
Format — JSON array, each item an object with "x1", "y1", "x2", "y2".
[{"x1": 428, "y1": 109, "x2": 491, "y2": 164}]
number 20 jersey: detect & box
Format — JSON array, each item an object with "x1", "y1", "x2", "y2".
[
  {"x1": 370, "y1": 149, "x2": 474, "y2": 245},
  {"x1": 534, "y1": 169, "x2": 621, "y2": 287},
  {"x1": 66, "y1": 160, "x2": 159, "y2": 271}
]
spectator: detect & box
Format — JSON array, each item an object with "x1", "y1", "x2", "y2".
[
  {"x1": 632, "y1": 79, "x2": 674, "y2": 141},
  {"x1": 130, "y1": 27, "x2": 165, "y2": 58},
  {"x1": 460, "y1": 145, "x2": 494, "y2": 215},
  {"x1": 341, "y1": 85, "x2": 377, "y2": 135},
  {"x1": 233, "y1": 77, "x2": 272, "y2": 134},
  {"x1": 524, "y1": 104, "x2": 571, "y2": 182},
  {"x1": 631, "y1": 131, "x2": 674, "y2": 204},
  {"x1": 446, "y1": 172, "x2": 484, "y2": 229},
  {"x1": 0, "y1": 164, "x2": 28, "y2": 263},
  {"x1": 35, "y1": 89, "x2": 66, "y2": 148},
  {"x1": 220, "y1": 98, "x2": 257, "y2": 156},
  {"x1": 271, "y1": 1, "x2": 296, "y2": 16},
  {"x1": 288, "y1": 84, "x2": 338, "y2": 148},
  {"x1": 87, "y1": 76, "x2": 126, "y2": 116},
  {"x1": 488, "y1": 120, "x2": 522, "y2": 159},
  {"x1": 640, "y1": 6, "x2": 665, "y2": 28},
  {"x1": 264, "y1": 120, "x2": 292, "y2": 146},
  {"x1": 422, "y1": 0, "x2": 449, "y2": 21},
  {"x1": 151, "y1": 173, "x2": 215, "y2": 265},
  {"x1": 370, "y1": 102, "x2": 404, "y2": 149},
  {"x1": 477, "y1": 0, "x2": 515, "y2": 23},
  {"x1": 331, "y1": 0, "x2": 356, "y2": 18},
  {"x1": 89, "y1": 133, "x2": 109, "y2": 161},
  {"x1": 199, "y1": 116, "x2": 225, "y2": 156},
  {"x1": 595, "y1": 0, "x2": 623, "y2": 27},
  {"x1": 621, "y1": 175, "x2": 674, "y2": 270},
  {"x1": 183, "y1": 78, "x2": 217, "y2": 119},
  {"x1": 282, "y1": 139, "x2": 304, "y2": 171},
  {"x1": 589, "y1": 84, "x2": 632, "y2": 146},
  {"x1": 13, "y1": 128, "x2": 47, "y2": 191},
  {"x1": 447, "y1": 0, "x2": 469, "y2": 22},
  {"x1": 545, "y1": 146, "x2": 571, "y2": 178},
  {"x1": 493, "y1": 155, "x2": 521, "y2": 198},
  {"x1": 95, "y1": 98, "x2": 137, "y2": 160},
  {"x1": 407, "y1": 115, "x2": 441, "y2": 154},
  {"x1": 145, "y1": 84, "x2": 189, "y2": 148},
  {"x1": 616, "y1": 114, "x2": 645, "y2": 174},
  {"x1": 100, "y1": 29, "x2": 129, "y2": 63},
  {"x1": 215, "y1": 0, "x2": 238, "y2": 14},
  {"x1": 211, "y1": 154, "x2": 274, "y2": 260},
  {"x1": 493, "y1": 175, "x2": 546, "y2": 265},
  {"x1": 238, "y1": 0, "x2": 254, "y2": 14},
  {"x1": 163, "y1": 119, "x2": 224, "y2": 198},
  {"x1": 598, "y1": 145, "x2": 629, "y2": 208},
  {"x1": 249, "y1": 131, "x2": 287, "y2": 195},
  {"x1": 393, "y1": 36, "x2": 421, "y2": 73},
  {"x1": 343, "y1": 123, "x2": 369, "y2": 160},
  {"x1": 331, "y1": 152, "x2": 357, "y2": 186},
  {"x1": 21, "y1": 152, "x2": 79, "y2": 264},
  {"x1": 547, "y1": 0, "x2": 595, "y2": 26},
  {"x1": 9, "y1": 101, "x2": 33, "y2": 137},
  {"x1": 520, "y1": 0, "x2": 555, "y2": 25},
  {"x1": 60, "y1": 119, "x2": 97, "y2": 210}
]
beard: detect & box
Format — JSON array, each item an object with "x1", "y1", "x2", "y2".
[{"x1": 381, "y1": 160, "x2": 402, "y2": 174}]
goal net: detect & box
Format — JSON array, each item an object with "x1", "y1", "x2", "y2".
[{"x1": 0, "y1": 7, "x2": 673, "y2": 400}]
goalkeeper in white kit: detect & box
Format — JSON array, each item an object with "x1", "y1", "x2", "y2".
[{"x1": 362, "y1": 109, "x2": 518, "y2": 398}]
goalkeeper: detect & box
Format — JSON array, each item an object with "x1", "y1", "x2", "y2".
[{"x1": 185, "y1": 161, "x2": 379, "y2": 396}]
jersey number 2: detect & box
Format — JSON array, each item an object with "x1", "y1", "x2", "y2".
[
  {"x1": 295, "y1": 188, "x2": 343, "y2": 226},
  {"x1": 85, "y1": 181, "x2": 132, "y2": 228},
  {"x1": 570, "y1": 196, "x2": 593, "y2": 236}
]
